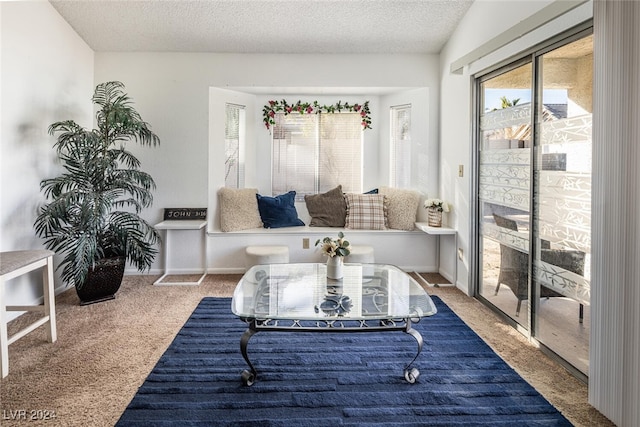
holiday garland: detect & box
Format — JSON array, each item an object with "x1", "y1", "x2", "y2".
[{"x1": 263, "y1": 100, "x2": 371, "y2": 130}]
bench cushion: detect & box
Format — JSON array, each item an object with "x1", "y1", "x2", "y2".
[{"x1": 0, "y1": 250, "x2": 54, "y2": 276}]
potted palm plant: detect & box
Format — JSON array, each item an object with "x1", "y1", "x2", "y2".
[{"x1": 34, "y1": 81, "x2": 161, "y2": 305}]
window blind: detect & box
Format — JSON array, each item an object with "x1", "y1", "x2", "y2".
[
  {"x1": 225, "y1": 103, "x2": 245, "y2": 188},
  {"x1": 390, "y1": 105, "x2": 412, "y2": 188},
  {"x1": 272, "y1": 112, "x2": 362, "y2": 198}
]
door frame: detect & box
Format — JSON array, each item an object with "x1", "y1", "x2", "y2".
[{"x1": 470, "y1": 22, "x2": 593, "y2": 383}]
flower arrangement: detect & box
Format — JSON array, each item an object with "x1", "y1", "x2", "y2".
[
  {"x1": 315, "y1": 231, "x2": 351, "y2": 258},
  {"x1": 263, "y1": 99, "x2": 371, "y2": 130},
  {"x1": 424, "y1": 198, "x2": 450, "y2": 213}
]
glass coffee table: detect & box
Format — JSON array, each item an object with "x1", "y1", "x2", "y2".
[{"x1": 232, "y1": 263, "x2": 437, "y2": 386}]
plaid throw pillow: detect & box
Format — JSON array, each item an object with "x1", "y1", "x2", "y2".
[{"x1": 344, "y1": 193, "x2": 388, "y2": 230}]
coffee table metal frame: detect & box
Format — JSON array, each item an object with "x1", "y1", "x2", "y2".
[{"x1": 232, "y1": 263, "x2": 436, "y2": 386}]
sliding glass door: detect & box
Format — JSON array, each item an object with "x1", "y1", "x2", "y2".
[
  {"x1": 478, "y1": 60, "x2": 533, "y2": 329},
  {"x1": 476, "y1": 31, "x2": 592, "y2": 376},
  {"x1": 532, "y1": 35, "x2": 592, "y2": 374}
]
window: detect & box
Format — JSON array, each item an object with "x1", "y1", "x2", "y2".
[
  {"x1": 272, "y1": 112, "x2": 362, "y2": 198},
  {"x1": 224, "y1": 103, "x2": 245, "y2": 188},
  {"x1": 390, "y1": 105, "x2": 411, "y2": 188}
]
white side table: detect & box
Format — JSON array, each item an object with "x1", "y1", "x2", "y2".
[
  {"x1": 0, "y1": 250, "x2": 57, "y2": 378},
  {"x1": 415, "y1": 222, "x2": 457, "y2": 287},
  {"x1": 154, "y1": 220, "x2": 207, "y2": 285}
]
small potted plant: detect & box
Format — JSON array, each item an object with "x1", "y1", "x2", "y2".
[
  {"x1": 424, "y1": 198, "x2": 450, "y2": 227},
  {"x1": 34, "y1": 81, "x2": 161, "y2": 304},
  {"x1": 315, "y1": 232, "x2": 351, "y2": 280}
]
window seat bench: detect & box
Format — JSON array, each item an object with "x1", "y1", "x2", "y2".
[{"x1": 205, "y1": 225, "x2": 437, "y2": 275}]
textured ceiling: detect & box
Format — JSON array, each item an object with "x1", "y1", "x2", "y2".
[{"x1": 49, "y1": 0, "x2": 474, "y2": 54}]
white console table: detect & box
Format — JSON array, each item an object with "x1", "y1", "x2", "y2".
[
  {"x1": 415, "y1": 222, "x2": 457, "y2": 287},
  {"x1": 154, "y1": 220, "x2": 207, "y2": 286}
]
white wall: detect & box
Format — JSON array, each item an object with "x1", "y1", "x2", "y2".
[
  {"x1": 438, "y1": 0, "x2": 592, "y2": 292},
  {"x1": 94, "y1": 53, "x2": 441, "y2": 272},
  {"x1": 379, "y1": 88, "x2": 435, "y2": 197},
  {"x1": 0, "y1": 1, "x2": 94, "y2": 315}
]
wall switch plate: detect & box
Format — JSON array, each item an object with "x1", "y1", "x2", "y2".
[
  {"x1": 458, "y1": 165, "x2": 464, "y2": 177},
  {"x1": 303, "y1": 238, "x2": 310, "y2": 249}
]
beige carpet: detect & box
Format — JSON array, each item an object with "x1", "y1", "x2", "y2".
[{"x1": 1, "y1": 273, "x2": 613, "y2": 427}]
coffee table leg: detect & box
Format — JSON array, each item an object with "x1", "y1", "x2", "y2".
[
  {"x1": 240, "y1": 322, "x2": 258, "y2": 386},
  {"x1": 403, "y1": 321, "x2": 423, "y2": 384}
]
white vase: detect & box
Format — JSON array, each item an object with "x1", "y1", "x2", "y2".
[{"x1": 326, "y1": 256, "x2": 344, "y2": 280}]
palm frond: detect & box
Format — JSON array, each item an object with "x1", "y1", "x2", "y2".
[{"x1": 35, "y1": 81, "x2": 160, "y2": 286}]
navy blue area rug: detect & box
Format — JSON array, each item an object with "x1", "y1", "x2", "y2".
[{"x1": 116, "y1": 297, "x2": 571, "y2": 426}]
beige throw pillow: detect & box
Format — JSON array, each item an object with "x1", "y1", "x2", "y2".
[
  {"x1": 379, "y1": 187, "x2": 421, "y2": 231},
  {"x1": 218, "y1": 187, "x2": 263, "y2": 232}
]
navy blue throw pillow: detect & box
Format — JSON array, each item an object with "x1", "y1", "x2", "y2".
[
  {"x1": 364, "y1": 188, "x2": 379, "y2": 194},
  {"x1": 256, "y1": 191, "x2": 305, "y2": 228}
]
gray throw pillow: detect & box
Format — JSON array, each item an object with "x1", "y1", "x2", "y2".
[{"x1": 304, "y1": 185, "x2": 347, "y2": 227}]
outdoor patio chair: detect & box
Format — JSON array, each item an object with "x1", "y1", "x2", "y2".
[{"x1": 493, "y1": 214, "x2": 585, "y2": 321}]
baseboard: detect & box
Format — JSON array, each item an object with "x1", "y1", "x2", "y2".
[
  {"x1": 207, "y1": 267, "x2": 247, "y2": 274},
  {"x1": 436, "y1": 268, "x2": 456, "y2": 287},
  {"x1": 455, "y1": 281, "x2": 470, "y2": 295}
]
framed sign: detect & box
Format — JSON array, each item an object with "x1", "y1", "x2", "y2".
[{"x1": 163, "y1": 208, "x2": 207, "y2": 221}]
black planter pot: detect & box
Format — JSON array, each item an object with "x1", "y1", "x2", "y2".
[{"x1": 76, "y1": 256, "x2": 126, "y2": 305}]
